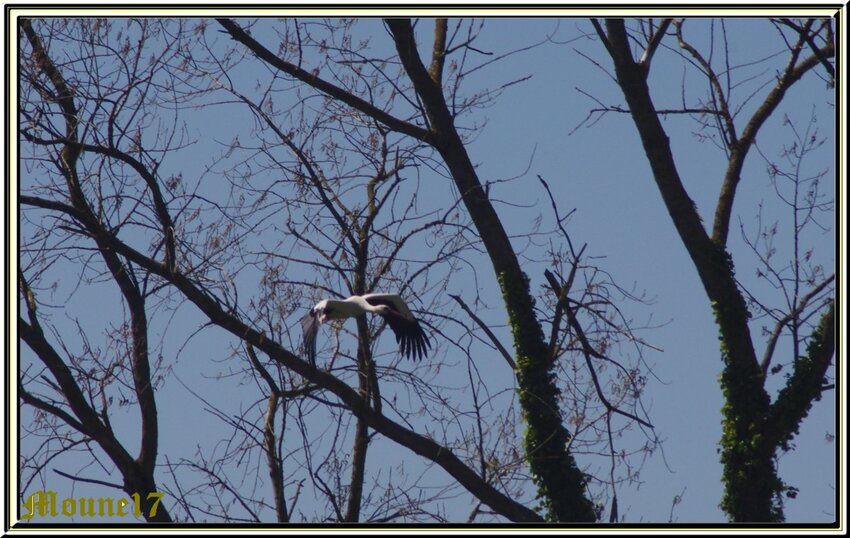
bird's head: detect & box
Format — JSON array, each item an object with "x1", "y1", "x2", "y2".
[{"x1": 314, "y1": 302, "x2": 332, "y2": 324}]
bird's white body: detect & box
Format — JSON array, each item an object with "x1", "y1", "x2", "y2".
[
  {"x1": 302, "y1": 293, "x2": 430, "y2": 363},
  {"x1": 313, "y1": 295, "x2": 405, "y2": 322}
]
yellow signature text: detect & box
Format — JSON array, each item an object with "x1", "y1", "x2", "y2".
[{"x1": 21, "y1": 490, "x2": 165, "y2": 520}]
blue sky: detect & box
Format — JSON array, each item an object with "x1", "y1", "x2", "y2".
[{"x1": 14, "y1": 13, "x2": 839, "y2": 525}]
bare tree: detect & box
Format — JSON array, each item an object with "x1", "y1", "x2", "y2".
[
  {"x1": 589, "y1": 17, "x2": 835, "y2": 522},
  {"x1": 18, "y1": 17, "x2": 656, "y2": 524}
]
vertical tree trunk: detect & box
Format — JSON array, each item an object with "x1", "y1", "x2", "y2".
[
  {"x1": 598, "y1": 18, "x2": 833, "y2": 521},
  {"x1": 385, "y1": 19, "x2": 597, "y2": 522}
]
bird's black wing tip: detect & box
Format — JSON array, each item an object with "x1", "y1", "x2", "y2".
[{"x1": 301, "y1": 310, "x2": 319, "y2": 366}]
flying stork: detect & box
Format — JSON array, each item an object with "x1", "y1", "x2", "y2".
[{"x1": 301, "y1": 293, "x2": 431, "y2": 364}]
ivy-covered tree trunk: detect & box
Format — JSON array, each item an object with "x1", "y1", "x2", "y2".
[
  {"x1": 385, "y1": 19, "x2": 597, "y2": 522},
  {"x1": 597, "y1": 18, "x2": 835, "y2": 522},
  {"x1": 498, "y1": 272, "x2": 598, "y2": 521}
]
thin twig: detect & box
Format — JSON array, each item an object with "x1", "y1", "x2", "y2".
[
  {"x1": 53, "y1": 468, "x2": 124, "y2": 490},
  {"x1": 449, "y1": 294, "x2": 516, "y2": 370},
  {"x1": 543, "y1": 271, "x2": 654, "y2": 430}
]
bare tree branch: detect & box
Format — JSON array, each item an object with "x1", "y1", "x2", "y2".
[{"x1": 449, "y1": 294, "x2": 516, "y2": 370}]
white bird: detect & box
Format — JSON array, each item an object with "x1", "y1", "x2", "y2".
[{"x1": 301, "y1": 293, "x2": 431, "y2": 364}]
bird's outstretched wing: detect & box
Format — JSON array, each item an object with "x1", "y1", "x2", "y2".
[
  {"x1": 363, "y1": 294, "x2": 431, "y2": 361},
  {"x1": 381, "y1": 310, "x2": 431, "y2": 361},
  {"x1": 301, "y1": 309, "x2": 319, "y2": 366}
]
